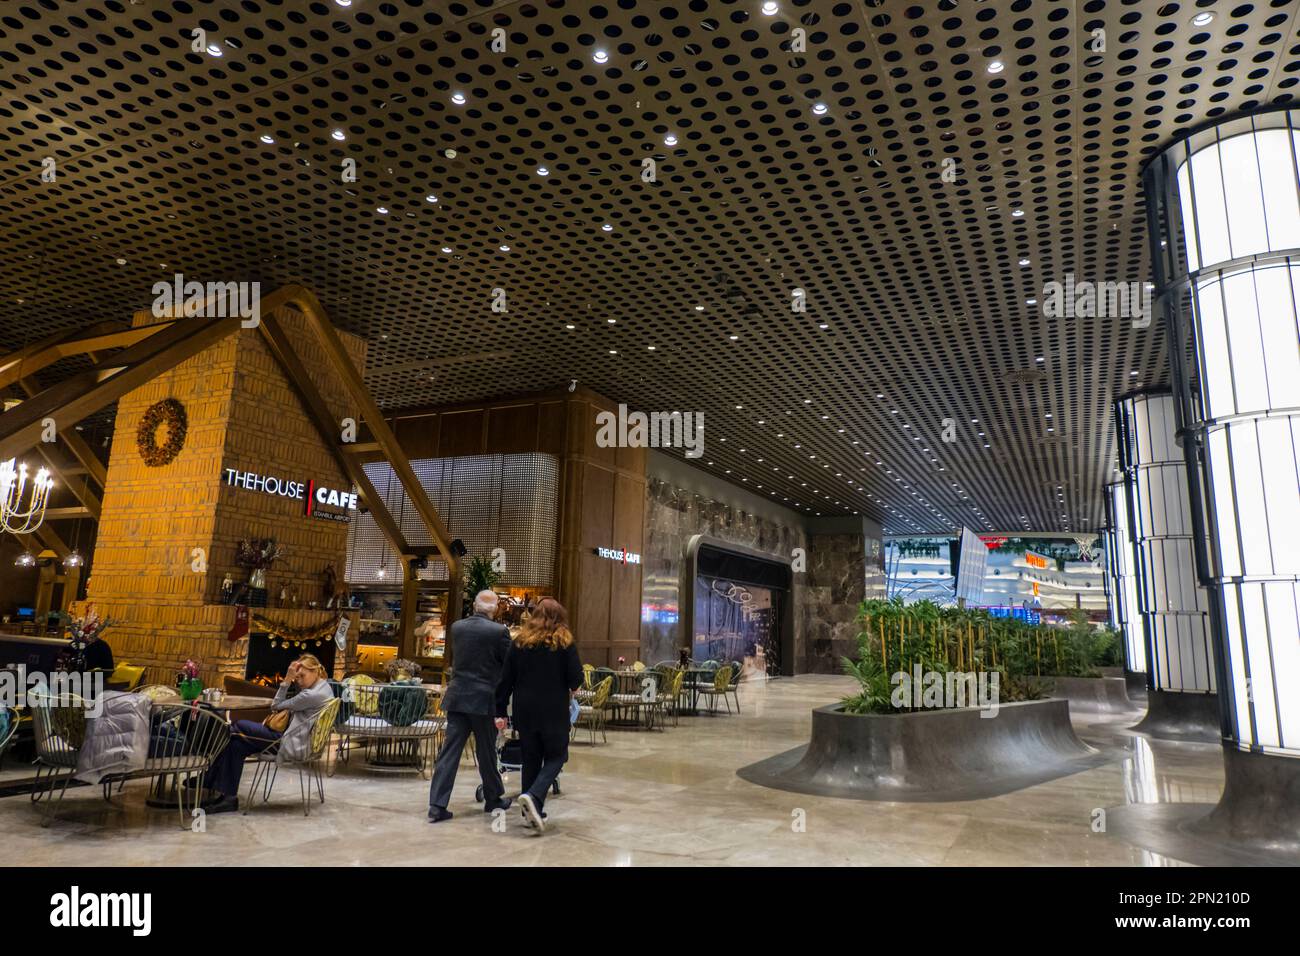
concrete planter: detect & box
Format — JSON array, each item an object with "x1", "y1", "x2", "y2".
[
  {"x1": 737, "y1": 699, "x2": 1113, "y2": 802},
  {"x1": 1129, "y1": 689, "x2": 1221, "y2": 743},
  {"x1": 1029, "y1": 675, "x2": 1140, "y2": 714}
]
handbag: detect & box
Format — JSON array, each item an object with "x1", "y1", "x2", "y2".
[{"x1": 262, "y1": 708, "x2": 290, "y2": 733}]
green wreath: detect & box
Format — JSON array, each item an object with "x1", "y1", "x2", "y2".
[{"x1": 136, "y1": 398, "x2": 188, "y2": 467}]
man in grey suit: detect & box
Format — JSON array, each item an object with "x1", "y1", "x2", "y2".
[{"x1": 428, "y1": 590, "x2": 513, "y2": 822}]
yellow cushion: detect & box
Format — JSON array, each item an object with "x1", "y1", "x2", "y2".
[
  {"x1": 109, "y1": 664, "x2": 146, "y2": 690},
  {"x1": 344, "y1": 674, "x2": 379, "y2": 715}
]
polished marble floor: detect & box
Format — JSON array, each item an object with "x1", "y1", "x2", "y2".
[{"x1": 0, "y1": 676, "x2": 1228, "y2": 866}]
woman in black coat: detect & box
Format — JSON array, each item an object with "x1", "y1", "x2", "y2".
[{"x1": 494, "y1": 597, "x2": 583, "y2": 832}]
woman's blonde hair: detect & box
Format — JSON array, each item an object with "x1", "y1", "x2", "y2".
[
  {"x1": 514, "y1": 598, "x2": 574, "y2": 651},
  {"x1": 295, "y1": 653, "x2": 328, "y2": 677}
]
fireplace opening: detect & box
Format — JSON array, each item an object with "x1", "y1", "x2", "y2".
[{"x1": 245, "y1": 631, "x2": 337, "y2": 683}]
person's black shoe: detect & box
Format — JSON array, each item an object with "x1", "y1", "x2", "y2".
[
  {"x1": 484, "y1": 797, "x2": 513, "y2": 814},
  {"x1": 428, "y1": 807, "x2": 454, "y2": 823},
  {"x1": 206, "y1": 794, "x2": 239, "y2": 814}
]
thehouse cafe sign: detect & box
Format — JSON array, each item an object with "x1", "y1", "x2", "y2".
[
  {"x1": 594, "y1": 546, "x2": 641, "y2": 566},
  {"x1": 224, "y1": 468, "x2": 357, "y2": 522}
]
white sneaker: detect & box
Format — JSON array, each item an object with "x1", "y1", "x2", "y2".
[{"x1": 519, "y1": 793, "x2": 546, "y2": 833}]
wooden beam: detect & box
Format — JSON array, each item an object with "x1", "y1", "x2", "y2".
[
  {"x1": 0, "y1": 314, "x2": 241, "y2": 461},
  {"x1": 29, "y1": 523, "x2": 70, "y2": 559},
  {"x1": 21, "y1": 378, "x2": 109, "y2": 488},
  {"x1": 34, "y1": 448, "x2": 102, "y2": 520},
  {"x1": 257, "y1": 314, "x2": 411, "y2": 558},
  {"x1": 341, "y1": 441, "x2": 382, "y2": 454},
  {"x1": 0, "y1": 322, "x2": 159, "y2": 392},
  {"x1": 261, "y1": 286, "x2": 463, "y2": 622},
  {"x1": 42, "y1": 507, "x2": 93, "y2": 520}
]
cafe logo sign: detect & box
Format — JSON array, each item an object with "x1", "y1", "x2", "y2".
[
  {"x1": 224, "y1": 468, "x2": 356, "y2": 522},
  {"x1": 595, "y1": 546, "x2": 641, "y2": 566}
]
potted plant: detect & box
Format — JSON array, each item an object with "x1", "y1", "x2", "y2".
[
  {"x1": 50, "y1": 607, "x2": 120, "y2": 673},
  {"x1": 178, "y1": 659, "x2": 203, "y2": 700},
  {"x1": 461, "y1": 555, "x2": 502, "y2": 618},
  {"x1": 384, "y1": 658, "x2": 422, "y2": 685}
]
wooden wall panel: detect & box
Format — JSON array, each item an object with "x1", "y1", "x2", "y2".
[
  {"x1": 394, "y1": 415, "x2": 439, "y2": 460},
  {"x1": 438, "y1": 409, "x2": 485, "y2": 457},
  {"x1": 381, "y1": 387, "x2": 648, "y2": 667},
  {"x1": 486, "y1": 403, "x2": 538, "y2": 453},
  {"x1": 537, "y1": 400, "x2": 565, "y2": 453},
  {"x1": 608, "y1": 471, "x2": 646, "y2": 659}
]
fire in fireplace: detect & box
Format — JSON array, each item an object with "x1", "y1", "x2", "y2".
[{"x1": 245, "y1": 631, "x2": 336, "y2": 682}]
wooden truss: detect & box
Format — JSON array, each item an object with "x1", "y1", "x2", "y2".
[{"x1": 0, "y1": 285, "x2": 461, "y2": 660}]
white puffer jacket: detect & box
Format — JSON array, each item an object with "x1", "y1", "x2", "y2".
[{"x1": 74, "y1": 691, "x2": 151, "y2": 784}]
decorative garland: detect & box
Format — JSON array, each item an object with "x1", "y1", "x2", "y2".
[
  {"x1": 136, "y1": 398, "x2": 188, "y2": 467},
  {"x1": 252, "y1": 613, "x2": 341, "y2": 650}
]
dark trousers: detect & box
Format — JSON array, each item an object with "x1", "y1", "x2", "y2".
[
  {"x1": 428, "y1": 712, "x2": 504, "y2": 811},
  {"x1": 519, "y1": 726, "x2": 568, "y2": 814},
  {"x1": 204, "y1": 719, "x2": 280, "y2": 797}
]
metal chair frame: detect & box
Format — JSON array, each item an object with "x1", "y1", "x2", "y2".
[
  {"x1": 30, "y1": 693, "x2": 230, "y2": 829},
  {"x1": 330, "y1": 682, "x2": 445, "y2": 778},
  {"x1": 695, "y1": 664, "x2": 735, "y2": 715},
  {"x1": 243, "y1": 697, "x2": 340, "y2": 817},
  {"x1": 572, "y1": 676, "x2": 613, "y2": 744}
]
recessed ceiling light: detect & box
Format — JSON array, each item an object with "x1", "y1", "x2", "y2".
[
  {"x1": 609, "y1": 350, "x2": 618, "y2": 355},
  {"x1": 601, "y1": 223, "x2": 613, "y2": 232},
  {"x1": 331, "y1": 129, "x2": 346, "y2": 141},
  {"x1": 440, "y1": 246, "x2": 452, "y2": 254},
  {"x1": 762, "y1": 1, "x2": 780, "y2": 14},
  {"x1": 425, "y1": 194, "x2": 438, "y2": 203},
  {"x1": 1191, "y1": 11, "x2": 1215, "y2": 26},
  {"x1": 607, "y1": 318, "x2": 616, "y2": 324},
  {"x1": 664, "y1": 134, "x2": 678, "y2": 147},
  {"x1": 445, "y1": 148, "x2": 458, "y2": 159},
  {"x1": 695, "y1": 305, "x2": 704, "y2": 311},
  {"x1": 1011, "y1": 208, "x2": 1025, "y2": 218},
  {"x1": 115, "y1": 258, "x2": 127, "y2": 265},
  {"x1": 499, "y1": 244, "x2": 511, "y2": 252},
  {"x1": 536, "y1": 166, "x2": 549, "y2": 176},
  {"x1": 1026, "y1": 297, "x2": 1038, "y2": 306},
  {"x1": 593, "y1": 50, "x2": 609, "y2": 64},
  {"x1": 451, "y1": 92, "x2": 467, "y2": 105},
  {"x1": 1035, "y1": 356, "x2": 1045, "y2": 363},
  {"x1": 1019, "y1": 257, "x2": 1030, "y2": 266},
  {"x1": 729, "y1": 335, "x2": 739, "y2": 341},
  {"x1": 647, "y1": 345, "x2": 656, "y2": 351},
  {"x1": 206, "y1": 44, "x2": 223, "y2": 57},
  {"x1": 259, "y1": 134, "x2": 275, "y2": 144},
  {"x1": 334, "y1": 0, "x2": 353, "y2": 6},
  {"x1": 987, "y1": 60, "x2": 1005, "y2": 74},
  {"x1": 812, "y1": 103, "x2": 828, "y2": 115}
]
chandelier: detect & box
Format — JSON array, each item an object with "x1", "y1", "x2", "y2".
[{"x1": 0, "y1": 458, "x2": 54, "y2": 534}]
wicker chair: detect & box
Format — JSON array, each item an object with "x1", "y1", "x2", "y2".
[
  {"x1": 608, "y1": 669, "x2": 660, "y2": 730},
  {"x1": 573, "y1": 676, "x2": 613, "y2": 744},
  {"x1": 654, "y1": 667, "x2": 685, "y2": 727},
  {"x1": 725, "y1": 661, "x2": 743, "y2": 713},
  {"x1": 243, "y1": 697, "x2": 340, "y2": 817},
  {"x1": 695, "y1": 664, "x2": 734, "y2": 715}
]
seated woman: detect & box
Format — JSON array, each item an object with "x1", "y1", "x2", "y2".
[{"x1": 201, "y1": 654, "x2": 334, "y2": 813}]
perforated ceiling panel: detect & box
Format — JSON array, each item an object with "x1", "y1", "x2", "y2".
[{"x1": 1, "y1": 0, "x2": 1295, "y2": 535}]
